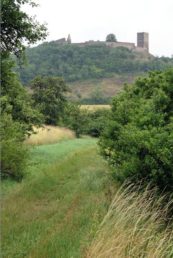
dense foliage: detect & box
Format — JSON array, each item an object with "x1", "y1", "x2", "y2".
[
  {"x1": 1, "y1": 0, "x2": 47, "y2": 58},
  {"x1": 62, "y1": 103, "x2": 87, "y2": 137},
  {"x1": 1, "y1": 113, "x2": 29, "y2": 180},
  {"x1": 62, "y1": 104, "x2": 110, "y2": 138},
  {"x1": 1, "y1": 0, "x2": 47, "y2": 180},
  {"x1": 99, "y1": 69, "x2": 173, "y2": 192},
  {"x1": 1, "y1": 58, "x2": 42, "y2": 133},
  {"x1": 85, "y1": 109, "x2": 111, "y2": 137},
  {"x1": 17, "y1": 42, "x2": 173, "y2": 84},
  {"x1": 30, "y1": 76, "x2": 68, "y2": 125}
]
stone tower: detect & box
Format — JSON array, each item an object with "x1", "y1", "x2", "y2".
[
  {"x1": 67, "y1": 34, "x2": 71, "y2": 44},
  {"x1": 137, "y1": 32, "x2": 149, "y2": 51}
]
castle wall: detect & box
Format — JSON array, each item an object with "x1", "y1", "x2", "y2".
[
  {"x1": 135, "y1": 47, "x2": 148, "y2": 52},
  {"x1": 55, "y1": 32, "x2": 149, "y2": 53},
  {"x1": 73, "y1": 41, "x2": 105, "y2": 47},
  {"x1": 73, "y1": 41, "x2": 136, "y2": 50},
  {"x1": 106, "y1": 42, "x2": 135, "y2": 50}
]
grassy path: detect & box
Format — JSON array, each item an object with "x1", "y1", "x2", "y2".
[{"x1": 2, "y1": 138, "x2": 115, "y2": 258}]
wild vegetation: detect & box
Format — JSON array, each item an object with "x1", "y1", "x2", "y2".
[
  {"x1": 62, "y1": 104, "x2": 111, "y2": 137},
  {"x1": 18, "y1": 42, "x2": 173, "y2": 85},
  {"x1": 1, "y1": 0, "x2": 47, "y2": 180},
  {"x1": 100, "y1": 69, "x2": 173, "y2": 193},
  {"x1": 30, "y1": 76, "x2": 68, "y2": 125},
  {"x1": 1, "y1": 0, "x2": 173, "y2": 257},
  {"x1": 87, "y1": 185, "x2": 173, "y2": 258},
  {"x1": 68, "y1": 75, "x2": 133, "y2": 104}
]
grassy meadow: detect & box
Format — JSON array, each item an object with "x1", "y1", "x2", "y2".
[
  {"x1": 2, "y1": 128, "x2": 173, "y2": 258},
  {"x1": 2, "y1": 137, "x2": 116, "y2": 258}
]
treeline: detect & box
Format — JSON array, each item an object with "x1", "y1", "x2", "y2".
[
  {"x1": 18, "y1": 42, "x2": 173, "y2": 84},
  {"x1": 1, "y1": 0, "x2": 47, "y2": 180}
]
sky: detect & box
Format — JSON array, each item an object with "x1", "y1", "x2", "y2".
[{"x1": 24, "y1": 0, "x2": 173, "y2": 57}]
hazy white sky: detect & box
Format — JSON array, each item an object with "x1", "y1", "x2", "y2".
[{"x1": 25, "y1": 0, "x2": 173, "y2": 57}]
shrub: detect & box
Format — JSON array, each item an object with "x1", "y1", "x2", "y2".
[
  {"x1": 1, "y1": 57, "x2": 43, "y2": 181},
  {"x1": 62, "y1": 103, "x2": 111, "y2": 137},
  {"x1": 61, "y1": 103, "x2": 88, "y2": 137},
  {"x1": 85, "y1": 109, "x2": 111, "y2": 137},
  {"x1": 1, "y1": 114, "x2": 28, "y2": 180},
  {"x1": 99, "y1": 69, "x2": 173, "y2": 192}
]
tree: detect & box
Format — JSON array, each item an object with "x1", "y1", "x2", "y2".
[
  {"x1": 1, "y1": 113, "x2": 29, "y2": 180},
  {"x1": 1, "y1": 0, "x2": 47, "y2": 58},
  {"x1": 1, "y1": 0, "x2": 47, "y2": 129},
  {"x1": 1, "y1": 0, "x2": 47, "y2": 180},
  {"x1": 1, "y1": 57, "x2": 43, "y2": 134},
  {"x1": 99, "y1": 69, "x2": 173, "y2": 193},
  {"x1": 31, "y1": 76, "x2": 68, "y2": 125},
  {"x1": 106, "y1": 33, "x2": 117, "y2": 42},
  {"x1": 62, "y1": 103, "x2": 87, "y2": 137}
]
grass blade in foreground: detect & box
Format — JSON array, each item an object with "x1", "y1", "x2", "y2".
[{"x1": 87, "y1": 185, "x2": 173, "y2": 258}]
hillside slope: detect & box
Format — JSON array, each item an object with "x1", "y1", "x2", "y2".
[
  {"x1": 19, "y1": 42, "x2": 173, "y2": 84},
  {"x1": 67, "y1": 74, "x2": 139, "y2": 103},
  {"x1": 18, "y1": 42, "x2": 173, "y2": 102}
]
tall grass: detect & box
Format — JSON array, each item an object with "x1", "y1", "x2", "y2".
[
  {"x1": 25, "y1": 125, "x2": 75, "y2": 145},
  {"x1": 87, "y1": 185, "x2": 173, "y2": 258}
]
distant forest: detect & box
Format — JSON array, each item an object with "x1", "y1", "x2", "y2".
[{"x1": 18, "y1": 42, "x2": 173, "y2": 84}]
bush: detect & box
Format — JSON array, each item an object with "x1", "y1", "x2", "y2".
[
  {"x1": 99, "y1": 69, "x2": 173, "y2": 192},
  {"x1": 85, "y1": 109, "x2": 111, "y2": 137},
  {"x1": 1, "y1": 114, "x2": 28, "y2": 180},
  {"x1": 61, "y1": 103, "x2": 88, "y2": 137},
  {"x1": 62, "y1": 104, "x2": 111, "y2": 138},
  {"x1": 1, "y1": 57, "x2": 43, "y2": 181}
]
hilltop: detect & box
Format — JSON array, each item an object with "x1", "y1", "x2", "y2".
[{"x1": 18, "y1": 39, "x2": 173, "y2": 103}]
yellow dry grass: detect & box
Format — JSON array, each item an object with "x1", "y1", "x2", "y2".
[
  {"x1": 87, "y1": 185, "x2": 173, "y2": 258},
  {"x1": 25, "y1": 125, "x2": 75, "y2": 145},
  {"x1": 80, "y1": 105, "x2": 111, "y2": 111}
]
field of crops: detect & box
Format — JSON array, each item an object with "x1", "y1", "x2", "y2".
[
  {"x1": 80, "y1": 105, "x2": 111, "y2": 111},
  {"x1": 25, "y1": 125, "x2": 75, "y2": 145}
]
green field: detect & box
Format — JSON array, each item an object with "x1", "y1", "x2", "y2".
[
  {"x1": 2, "y1": 138, "x2": 173, "y2": 258},
  {"x1": 2, "y1": 138, "x2": 115, "y2": 258}
]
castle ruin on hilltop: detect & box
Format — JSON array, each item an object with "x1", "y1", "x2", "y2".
[{"x1": 55, "y1": 32, "x2": 149, "y2": 53}]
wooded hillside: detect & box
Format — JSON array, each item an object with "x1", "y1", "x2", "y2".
[{"x1": 18, "y1": 42, "x2": 173, "y2": 85}]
